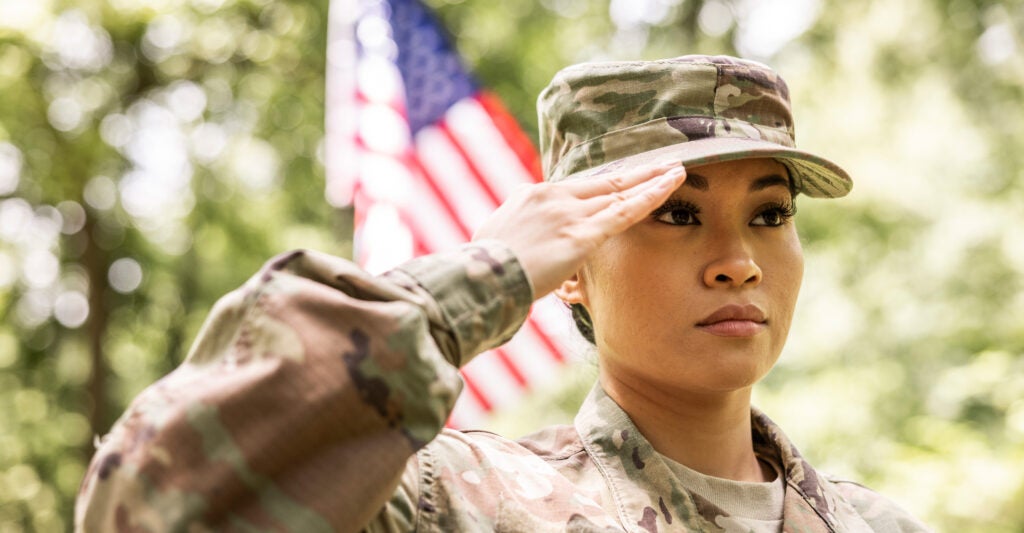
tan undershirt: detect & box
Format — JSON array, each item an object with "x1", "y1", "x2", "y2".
[{"x1": 661, "y1": 454, "x2": 785, "y2": 533}]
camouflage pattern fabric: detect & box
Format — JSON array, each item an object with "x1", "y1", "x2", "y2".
[
  {"x1": 74, "y1": 240, "x2": 531, "y2": 531},
  {"x1": 537, "y1": 55, "x2": 853, "y2": 198},
  {"x1": 364, "y1": 382, "x2": 931, "y2": 532},
  {"x1": 75, "y1": 240, "x2": 931, "y2": 532}
]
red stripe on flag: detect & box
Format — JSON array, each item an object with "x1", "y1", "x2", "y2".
[
  {"x1": 355, "y1": 181, "x2": 449, "y2": 261},
  {"x1": 461, "y1": 372, "x2": 493, "y2": 413},
  {"x1": 355, "y1": 89, "x2": 407, "y2": 117},
  {"x1": 526, "y1": 316, "x2": 566, "y2": 363},
  {"x1": 402, "y1": 221, "x2": 431, "y2": 257},
  {"x1": 404, "y1": 154, "x2": 473, "y2": 241},
  {"x1": 436, "y1": 121, "x2": 503, "y2": 207},
  {"x1": 492, "y1": 347, "x2": 528, "y2": 388},
  {"x1": 400, "y1": 195, "x2": 459, "y2": 255},
  {"x1": 476, "y1": 92, "x2": 544, "y2": 182}
]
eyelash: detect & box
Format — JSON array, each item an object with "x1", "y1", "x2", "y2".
[
  {"x1": 753, "y1": 201, "x2": 797, "y2": 227},
  {"x1": 650, "y1": 199, "x2": 797, "y2": 227},
  {"x1": 650, "y1": 199, "x2": 701, "y2": 225}
]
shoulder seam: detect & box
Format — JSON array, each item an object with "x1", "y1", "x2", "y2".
[{"x1": 541, "y1": 445, "x2": 587, "y2": 462}]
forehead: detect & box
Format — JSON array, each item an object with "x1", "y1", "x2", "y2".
[{"x1": 680, "y1": 158, "x2": 792, "y2": 193}]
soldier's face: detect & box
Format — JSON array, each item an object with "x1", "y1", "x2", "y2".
[{"x1": 571, "y1": 157, "x2": 804, "y2": 394}]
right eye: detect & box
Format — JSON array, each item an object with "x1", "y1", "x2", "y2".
[{"x1": 655, "y1": 209, "x2": 699, "y2": 225}]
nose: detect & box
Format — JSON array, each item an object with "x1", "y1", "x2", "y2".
[{"x1": 702, "y1": 246, "x2": 763, "y2": 289}]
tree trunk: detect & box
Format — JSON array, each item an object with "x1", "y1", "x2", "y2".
[{"x1": 82, "y1": 213, "x2": 109, "y2": 456}]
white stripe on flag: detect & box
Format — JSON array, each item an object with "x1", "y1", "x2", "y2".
[
  {"x1": 446, "y1": 98, "x2": 537, "y2": 200},
  {"x1": 448, "y1": 387, "x2": 488, "y2": 429},
  {"x1": 415, "y1": 124, "x2": 499, "y2": 234},
  {"x1": 402, "y1": 168, "x2": 466, "y2": 252},
  {"x1": 502, "y1": 325, "x2": 563, "y2": 388},
  {"x1": 460, "y1": 350, "x2": 524, "y2": 411},
  {"x1": 357, "y1": 152, "x2": 415, "y2": 204},
  {"x1": 528, "y1": 295, "x2": 584, "y2": 362}
]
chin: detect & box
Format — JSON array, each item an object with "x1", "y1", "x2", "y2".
[
  {"x1": 665, "y1": 341, "x2": 777, "y2": 392},
  {"x1": 697, "y1": 371, "x2": 767, "y2": 393}
]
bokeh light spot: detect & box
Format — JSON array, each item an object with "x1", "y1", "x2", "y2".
[
  {"x1": 977, "y1": 23, "x2": 1015, "y2": 65},
  {"x1": 22, "y1": 250, "x2": 59, "y2": 289},
  {"x1": 229, "y1": 137, "x2": 280, "y2": 192},
  {"x1": 47, "y1": 97, "x2": 84, "y2": 132},
  {"x1": 47, "y1": 10, "x2": 113, "y2": 72},
  {"x1": 0, "y1": 142, "x2": 23, "y2": 196},
  {"x1": 99, "y1": 113, "x2": 134, "y2": 148},
  {"x1": 143, "y1": 14, "x2": 187, "y2": 61},
  {"x1": 14, "y1": 388, "x2": 47, "y2": 423},
  {"x1": 166, "y1": 80, "x2": 207, "y2": 122},
  {"x1": 83, "y1": 176, "x2": 117, "y2": 211},
  {"x1": 6, "y1": 464, "x2": 42, "y2": 501},
  {"x1": 54, "y1": 291, "x2": 89, "y2": 328},
  {"x1": 734, "y1": 0, "x2": 820, "y2": 58},
  {"x1": 190, "y1": 122, "x2": 227, "y2": 164},
  {"x1": 698, "y1": 1, "x2": 734, "y2": 37},
  {"x1": 56, "y1": 412, "x2": 91, "y2": 446},
  {"x1": 108, "y1": 257, "x2": 143, "y2": 294},
  {"x1": 56, "y1": 201, "x2": 86, "y2": 235}
]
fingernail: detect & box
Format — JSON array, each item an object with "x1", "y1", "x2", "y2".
[
  {"x1": 663, "y1": 166, "x2": 686, "y2": 178},
  {"x1": 657, "y1": 159, "x2": 680, "y2": 168}
]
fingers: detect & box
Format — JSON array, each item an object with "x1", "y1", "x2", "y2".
[
  {"x1": 589, "y1": 165, "x2": 687, "y2": 236},
  {"x1": 564, "y1": 160, "x2": 681, "y2": 198}
]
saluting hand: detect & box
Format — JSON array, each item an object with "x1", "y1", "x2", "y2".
[{"x1": 473, "y1": 161, "x2": 687, "y2": 299}]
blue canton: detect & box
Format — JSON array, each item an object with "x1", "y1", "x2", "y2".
[{"x1": 386, "y1": 0, "x2": 478, "y2": 134}]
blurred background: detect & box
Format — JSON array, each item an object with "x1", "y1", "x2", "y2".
[{"x1": 1, "y1": 0, "x2": 1023, "y2": 531}]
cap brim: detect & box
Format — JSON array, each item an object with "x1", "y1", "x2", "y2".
[{"x1": 567, "y1": 137, "x2": 852, "y2": 198}]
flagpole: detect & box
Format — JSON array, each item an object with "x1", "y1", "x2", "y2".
[{"x1": 325, "y1": 0, "x2": 360, "y2": 260}]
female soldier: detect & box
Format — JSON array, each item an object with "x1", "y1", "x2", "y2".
[{"x1": 76, "y1": 55, "x2": 930, "y2": 532}]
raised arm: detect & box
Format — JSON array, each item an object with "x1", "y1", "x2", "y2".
[
  {"x1": 74, "y1": 162, "x2": 685, "y2": 532},
  {"x1": 75, "y1": 241, "x2": 535, "y2": 531}
]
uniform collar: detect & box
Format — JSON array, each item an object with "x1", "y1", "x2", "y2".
[{"x1": 573, "y1": 382, "x2": 873, "y2": 533}]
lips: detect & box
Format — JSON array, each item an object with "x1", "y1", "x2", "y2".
[
  {"x1": 696, "y1": 304, "x2": 767, "y2": 337},
  {"x1": 697, "y1": 304, "x2": 767, "y2": 325}
]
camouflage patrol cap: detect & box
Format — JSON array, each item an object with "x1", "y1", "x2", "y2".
[{"x1": 538, "y1": 55, "x2": 852, "y2": 197}]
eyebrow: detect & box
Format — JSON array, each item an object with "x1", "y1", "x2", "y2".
[
  {"x1": 682, "y1": 173, "x2": 791, "y2": 192},
  {"x1": 749, "y1": 174, "x2": 791, "y2": 192}
]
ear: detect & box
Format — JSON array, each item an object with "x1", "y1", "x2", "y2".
[{"x1": 554, "y1": 272, "x2": 587, "y2": 305}]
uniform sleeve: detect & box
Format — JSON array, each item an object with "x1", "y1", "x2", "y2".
[{"x1": 74, "y1": 240, "x2": 533, "y2": 532}]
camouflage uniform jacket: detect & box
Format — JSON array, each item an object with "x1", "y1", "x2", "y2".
[{"x1": 75, "y1": 241, "x2": 930, "y2": 532}]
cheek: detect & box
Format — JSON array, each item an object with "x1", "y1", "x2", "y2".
[
  {"x1": 784, "y1": 233, "x2": 804, "y2": 294},
  {"x1": 766, "y1": 232, "x2": 804, "y2": 326},
  {"x1": 578, "y1": 240, "x2": 640, "y2": 328},
  {"x1": 579, "y1": 237, "x2": 694, "y2": 336}
]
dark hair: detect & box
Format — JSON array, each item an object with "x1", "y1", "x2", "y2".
[{"x1": 569, "y1": 302, "x2": 596, "y2": 344}]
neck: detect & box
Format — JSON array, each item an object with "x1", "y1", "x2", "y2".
[{"x1": 599, "y1": 369, "x2": 770, "y2": 483}]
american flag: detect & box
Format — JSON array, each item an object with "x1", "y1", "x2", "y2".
[{"x1": 325, "y1": 0, "x2": 577, "y2": 427}]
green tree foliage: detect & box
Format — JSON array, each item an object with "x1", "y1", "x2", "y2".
[
  {"x1": 0, "y1": 1, "x2": 339, "y2": 529},
  {"x1": 0, "y1": 0, "x2": 1021, "y2": 530}
]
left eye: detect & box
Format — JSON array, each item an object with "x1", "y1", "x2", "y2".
[{"x1": 750, "y1": 206, "x2": 792, "y2": 227}]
